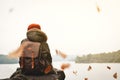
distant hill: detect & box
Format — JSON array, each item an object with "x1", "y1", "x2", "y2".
[
  {"x1": 0, "y1": 55, "x2": 18, "y2": 64},
  {"x1": 0, "y1": 54, "x2": 76, "y2": 64},
  {"x1": 1, "y1": 49, "x2": 120, "y2": 64},
  {"x1": 75, "y1": 50, "x2": 120, "y2": 63}
]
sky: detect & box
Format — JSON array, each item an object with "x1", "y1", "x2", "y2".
[{"x1": 0, "y1": 0, "x2": 120, "y2": 56}]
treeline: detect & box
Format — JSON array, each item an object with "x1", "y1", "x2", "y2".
[
  {"x1": 0, "y1": 54, "x2": 18, "y2": 64},
  {"x1": 75, "y1": 50, "x2": 120, "y2": 63}
]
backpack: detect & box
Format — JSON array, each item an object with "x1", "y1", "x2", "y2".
[{"x1": 19, "y1": 40, "x2": 52, "y2": 75}]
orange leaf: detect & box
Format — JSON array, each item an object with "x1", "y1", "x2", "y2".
[
  {"x1": 44, "y1": 65, "x2": 52, "y2": 74},
  {"x1": 96, "y1": 4, "x2": 101, "y2": 13},
  {"x1": 73, "y1": 70, "x2": 77, "y2": 75},
  {"x1": 61, "y1": 63, "x2": 70, "y2": 70},
  {"x1": 88, "y1": 65, "x2": 92, "y2": 71},
  {"x1": 107, "y1": 66, "x2": 111, "y2": 70},
  {"x1": 55, "y1": 49, "x2": 67, "y2": 59},
  {"x1": 84, "y1": 78, "x2": 88, "y2": 80},
  {"x1": 113, "y1": 72, "x2": 117, "y2": 79}
]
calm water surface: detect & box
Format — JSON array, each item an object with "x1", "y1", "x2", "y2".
[{"x1": 0, "y1": 62, "x2": 120, "y2": 80}]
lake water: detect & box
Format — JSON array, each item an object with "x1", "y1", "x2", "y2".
[{"x1": 0, "y1": 62, "x2": 120, "y2": 80}]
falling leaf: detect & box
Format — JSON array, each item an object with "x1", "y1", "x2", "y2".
[
  {"x1": 61, "y1": 63, "x2": 70, "y2": 70},
  {"x1": 84, "y1": 78, "x2": 88, "y2": 80},
  {"x1": 73, "y1": 70, "x2": 77, "y2": 75},
  {"x1": 55, "y1": 49, "x2": 67, "y2": 59},
  {"x1": 8, "y1": 42, "x2": 28, "y2": 58},
  {"x1": 9, "y1": 8, "x2": 14, "y2": 13},
  {"x1": 113, "y1": 72, "x2": 117, "y2": 79},
  {"x1": 8, "y1": 45, "x2": 24, "y2": 58},
  {"x1": 96, "y1": 4, "x2": 101, "y2": 13},
  {"x1": 55, "y1": 49, "x2": 59, "y2": 54},
  {"x1": 107, "y1": 66, "x2": 111, "y2": 70},
  {"x1": 88, "y1": 65, "x2": 92, "y2": 71}
]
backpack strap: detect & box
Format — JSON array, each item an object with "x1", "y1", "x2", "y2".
[
  {"x1": 32, "y1": 51, "x2": 34, "y2": 69},
  {"x1": 21, "y1": 53, "x2": 24, "y2": 68},
  {"x1": 38, "y1": 42, "x2": 43, "y2": 64}
]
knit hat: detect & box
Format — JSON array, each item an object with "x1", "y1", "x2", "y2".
[{"x1": 27, "y1": 23, "x2": 41, "y2": 31}]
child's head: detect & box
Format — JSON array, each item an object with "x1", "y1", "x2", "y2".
[{"x1": 27, "y1": 23, "x2": 47, "y2": 42}]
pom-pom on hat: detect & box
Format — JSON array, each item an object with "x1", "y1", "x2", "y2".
[{"x1": 27, "y1": 23, "x2": 41, "y2": 31}]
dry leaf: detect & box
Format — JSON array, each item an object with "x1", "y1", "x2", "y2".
[
  {"x1": 9, "y1": 8, "x2": 14, "y2": 13},
  {"x1": 61, "y1": 63, "x2": 70, "y2": 70},
  {"x1": 96, "y1": 4, "x2": 101, "y2": 13},
  {"x1": 113, "y1": 72, "x2": 117, "y2": 79},
  {"x1": 55, "y1": 49, "x2": 67, "y2": 59},
  {"x1": 73, "y1": 70, "x2": 77, "y2": 75},
  {"x1": 88, "y1": 65, "x2": 92, "y2": 71},
  {"x1": 84, "y1": 78, "x2": 88, "y2": 80},
  {"x1": 8, "y1": 43, "x2": 27, "y2": 58},
  {"x1": 107, "y1": 66, "x2": 111, "y2": 70},
  {"x1": 8, "y1": 45, "x2": 23, "y2": 58},
  {"x1": 55, "y1": 49, "x2": 59, "y2": 55}
]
